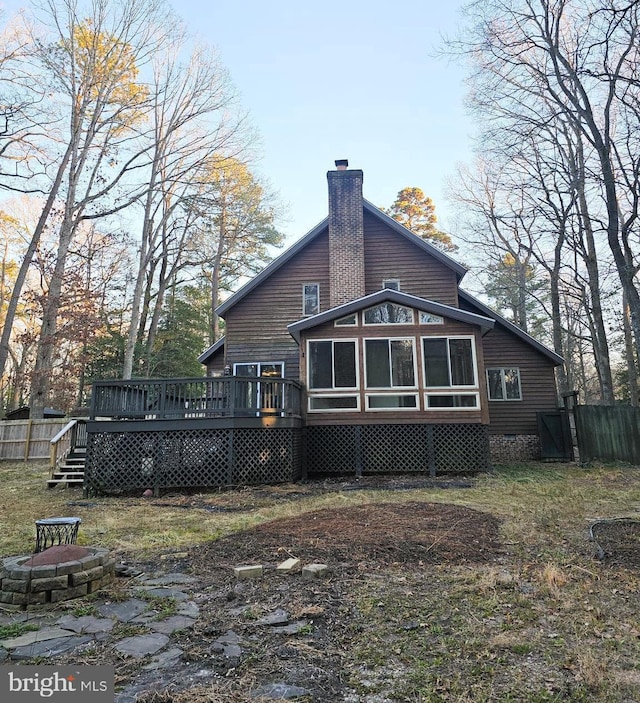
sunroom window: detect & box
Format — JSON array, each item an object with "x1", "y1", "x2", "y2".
[
  {"x1": 422, "y1": 337, "x2": 476, "y2": 387},
  {"x1": 365, "y1": 338, "x2": 416, "y2": 388},
  {"x1": 308, "y1": 340, "x2": 357, "y2": 389},
  {"x1": 364, "y1": 303, "x2": 414, "y2": 325}
]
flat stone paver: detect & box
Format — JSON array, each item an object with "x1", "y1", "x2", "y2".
[
  {"x1": 142, "y1": 646, "x2": 183, "y2": 671},
  {"x1": 149, "y1": 615, "x2": 196, "y2": 634},
  {"x1": 11, "y1": 635, "x2": 93, "y2": 660},
  {"x1": 212, "y1": 630, "x2": 242, "y2": 659},
  {"x1": 140, "y1": 587, "x2": 190, "y2": 601},
  {"x1": 56, "y1": 614, "x2": 115, "y2": 634},
  {"x1": 98, "y1": 599, "x2": 149, "y2": 622},
  {"x1": 0, "y1": 627, "x2": 75, "y2": 649},
  {"x1": 275, "y1": 621, "x2": 310, "y2": 635},
  {"x1": 177, "y1": 601, "x2": 200, "y2": 618},
  {"x1": 115, "y1": 633, "x2": 170, "y2": 658},
  {"x1": 255, "y1": 609, "x2": 290, "y2": 626}
]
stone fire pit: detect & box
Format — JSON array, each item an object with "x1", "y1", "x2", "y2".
[{"x1": 0, "y1": 545, "x2": 115, "y2": 609}]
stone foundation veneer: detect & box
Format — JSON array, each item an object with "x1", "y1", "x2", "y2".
[
  {"x1": 0, "y1": 547, "x2": 115, "y2": 609},
  {"x1": 489, "y1": 434, "x2": 540, "y2": 463}
]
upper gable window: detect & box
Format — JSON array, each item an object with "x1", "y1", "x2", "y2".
[
  {"x1": 420, "y1": 312, "x2": 444, "y2": 325},
  {"x1": 335, "y1": 314, "x2": 357, "y2": 327},
  {"x1": 303, "y1": 283, "x2": 320, "y2": 316},
  {"x1": 382, "y1": 279, "x2": 400, "y2": 291},
  {"x1": 363, "y1": 303, "x2": 414, "y2": 325}
]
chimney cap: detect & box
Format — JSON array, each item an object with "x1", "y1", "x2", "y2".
[{"x1": 335, "y1": 159, "x2": 349, "y2": 170}]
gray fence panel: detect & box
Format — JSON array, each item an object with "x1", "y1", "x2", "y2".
[{"x1": 575, "y1": 405, "x2": 640, "y2": 464}]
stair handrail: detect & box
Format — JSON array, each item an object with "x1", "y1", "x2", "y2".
[{"x1": 49, "y1": 419, "x2": 78, "y2": 478}]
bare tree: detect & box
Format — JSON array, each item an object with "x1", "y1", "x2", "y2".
[
  {"x1": 121, "y1": 37, "x2": 249, "y2": 379},
  {"x1": 20, "y1": 0, "x2": 173, "y2": 416},
  {"x1": 448, "y1": 0, "x2": 640, "y2": 402}
]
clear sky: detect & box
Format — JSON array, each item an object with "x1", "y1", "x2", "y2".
[
  {"x1": 170, "y1": 0, "x2": 475, "y2": 244},
  {"x1": 0, "y1": 0, "x2": 476, "y2": 245}
]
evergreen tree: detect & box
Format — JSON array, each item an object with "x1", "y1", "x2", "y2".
[{"x1": 386, "y1": 187, "x2": 456, "y2": 252}]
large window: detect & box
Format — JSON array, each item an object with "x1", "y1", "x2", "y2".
[
  {"x1": 303, "y1": 283, "x2": 320, "y2": 316},
  {"x1": 487, "y1": 367, "x2": 522, "y2": 400},
  {"x1": 422, "y1": 337, "x2": 476, "y2": 387},
  {"x1": 365, "y1": 338, "x2": 416, "y2": 388},
  {"x1": 308, "y1": 340, "x2": 357, "y2": 390},
  {"x1": 307, "y1": 339, "x2": 358, "y2": 412}
]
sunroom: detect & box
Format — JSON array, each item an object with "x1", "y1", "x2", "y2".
[{"x1": 288, "y1": 289, "x2": 495, "y2": 425}]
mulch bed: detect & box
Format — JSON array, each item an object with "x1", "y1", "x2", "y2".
[{"x1": 188, "y1": 502, "x2": 502, "y2": 572}]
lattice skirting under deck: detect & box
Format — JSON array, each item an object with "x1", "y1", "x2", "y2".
[
  {"x1": 85, "y1": 425, "x2": 302, "y2": 495},
  {"x1": 305, "y1": 423, "x2": 491, "y2": 476}
]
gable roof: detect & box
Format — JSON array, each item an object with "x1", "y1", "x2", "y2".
[
  {"x1": 287, "y1": 289, "x2": 495, "y2": 342},
  {"x1": 197, "y1": 336, "x2": 225, "y2": 365},
  {"x1": 458, "y1": 290, "x2": 564, "y2": 365},
  {"x1": 216, "y1": 200, "x2": 467, "y2": 318}
]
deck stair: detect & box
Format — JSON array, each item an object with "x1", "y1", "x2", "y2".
[
  {"x1": 47, "y1": 419, "x2": 87, "y2": 489},
  {"x1": 47, "y1": 447, "x2": 85, "y2": 488}
]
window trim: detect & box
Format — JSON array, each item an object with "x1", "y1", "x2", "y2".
[
  {"x1": 382, "y1": 278, "x2": 401, "y2": 291},
  {"x1": 365, "y1": 393, "x2": 419, "y2": 411},
  {"x1": 363, "y1": 302, "x2": 415, "y2": 326},
  {"x1": 364, "y1": 336, "x2": 418, "y2": 390},
  {"x1": 486, "y1": 367, "x2": 523, "y2": 401},
  {"x1": 308, "y1": 394, "x2": 361, "y2": 413},
  {"x1": 334, "y1": 313, "x2": 358, "y2": 327},
  {"x1": 419, "y1": 311, "x2": 444, "y2": 325},
  {"x1": 421, "y1": 335, "x2": 478, "y2": 389},
  {"x1": 306, "y1": 338, "x2": 359, "y2": 391},
  {"x1": 424, "y1": 391, "x2": 480, "y2": 411},
  {"x1": 302, "y1": 283, "x2": 320, "y2": 316}
]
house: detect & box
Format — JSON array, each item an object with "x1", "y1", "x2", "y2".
[
  {"x1": 197, "y1": 160, "x2": 563, "y2": 472},
  {"x1": 84, "y1": 160, "x2": 563, "y2": 495}
]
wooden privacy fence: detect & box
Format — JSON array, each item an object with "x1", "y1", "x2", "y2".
[
  {"x1": 0, "y1": 419, "x2": 68, "y2": 461},
  {"x1": 575, "y1": 405, "x2": 640, "y2": 465}
]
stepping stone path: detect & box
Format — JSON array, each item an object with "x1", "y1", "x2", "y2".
[{"x1": 0, "y1": 564, "x2": 326, "y2": 701}]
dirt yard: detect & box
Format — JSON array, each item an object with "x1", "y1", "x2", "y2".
[{"x1": 4, "y1": 466, "x2": 640, "y2": 702}]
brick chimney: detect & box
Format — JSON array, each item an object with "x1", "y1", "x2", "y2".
[{"x1": 327, "y1": 159, "x2": 366, "y2": 307}]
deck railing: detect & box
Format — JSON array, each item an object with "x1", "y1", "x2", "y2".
[{"x1": 90, "y1": 376, "x2": 303, "y2": 421}]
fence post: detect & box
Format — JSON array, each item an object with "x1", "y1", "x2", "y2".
[
  {"x1": 561, "y1": 391, "x2": 580, "y2": 463},
  {"x1": 23, "y1": 420, "x2": 33, "y2": 462}
]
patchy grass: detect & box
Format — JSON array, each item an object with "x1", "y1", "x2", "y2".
[{"x1": 2, "y1": 460, "x2": 640, "y2": 701}]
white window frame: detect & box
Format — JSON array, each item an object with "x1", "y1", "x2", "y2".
[
  {"x1": 365, "y1": 393, "x2": 419, "y2": 411},
  {"x1": 421, "y1": 335, "x2": 478, "y2": 389},
  {"x1": 335, "y1": 313, "x2": 358, "y2": 327},
  {"x1": 423, "y1": 391, "x2": 480, "y2": 411},
  {"x1": 306, "y1": 338, "x2": 359, "y2": 391},
  {"x1": 302, "y1": 283, "x2": 320, "y2": 316},
  {"x1": 486, "y1": 367, "x2": 523, "y2": 401},
  {"x1": 382, "y1": 279, "x2": 401, "y2": 291},
  {"x1": 308, "y1": 394, "x2": 361, "y2": 413},
  {"x1": 363, "y1": 303, "x2": 415, "y2": 326},
  {"x1": 419, "y1": 311, "x2": 444, "y2": 325},
  {"x1": 364, "y1": 337, "x2": 418, "y2": 390}
]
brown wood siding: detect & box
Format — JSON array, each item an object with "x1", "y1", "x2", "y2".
[
  {"x1": 222, "y1": 232, "x2": 330, "y2": 379},
  {"x1": 458, "y1": 297, "x2": 560, "y2": 435},
  {"x1": 482, "y1": 325, "x2": 559, "y2": 435},
  {"x1": 363, "y1": 211, "x2": 459, "y2": 305},
  {"x1": 301, "y1": 315, "x2": 488, "y2": 426}
]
